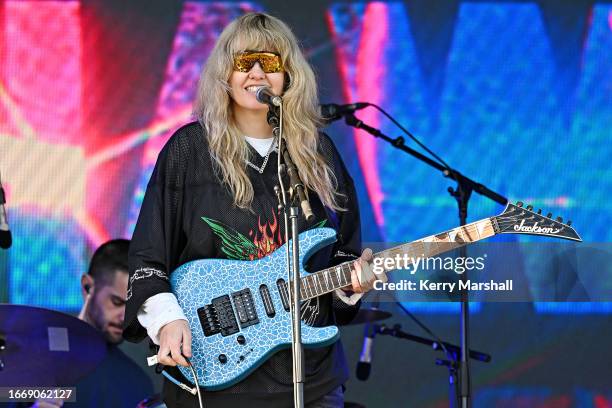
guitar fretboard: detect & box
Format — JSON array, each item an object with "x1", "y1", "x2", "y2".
[{"x1": 293, "y1": 218, "x2": 496, "y2": 301}]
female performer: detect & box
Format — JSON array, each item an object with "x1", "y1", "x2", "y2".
[{"x1": 124, "y1": 12, "x2": 384, "y2": 408}]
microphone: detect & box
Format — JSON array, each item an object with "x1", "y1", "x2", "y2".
[
  {"x1": 356, "y1": 323, "x2": 376, "y2": 381},
  {"x1": 0, "y1": 171, "x2": 12, "y2": 249},
  {"x1": 256, "y1": 87, "x2": 282, "y2": 108},
  {"x1": 320, "y1": 102, "x2": 369, "y2": 123}
]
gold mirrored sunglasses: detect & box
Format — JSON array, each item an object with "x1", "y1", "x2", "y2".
[{"x1": 233, "y1": 51, "x2": 284, "y2": 73}]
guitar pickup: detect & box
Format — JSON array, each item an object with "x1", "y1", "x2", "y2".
[
  {"x1": 232, "y1": 289, "x2": 259, "y2": 329},
  {"x1": 276, "y1": 279, "x2": 290, "y2": 312},
  {"x1": 259, "y1": 284, "x2": 276, "y2": 318}
]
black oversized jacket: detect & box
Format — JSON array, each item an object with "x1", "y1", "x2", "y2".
[{"x1": 124, "y1": 121, "x2": 362, "y2": 407}]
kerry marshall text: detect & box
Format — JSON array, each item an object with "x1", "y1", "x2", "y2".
[{"x1": 374, "y1": 279, "x2": 513, "y2": 292}]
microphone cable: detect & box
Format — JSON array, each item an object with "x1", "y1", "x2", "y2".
[
  {"x1": 149, "y1": 354, "x2": 204, "y2": 408},
  {"x1": 367, "y1": 103, "x2": 451, "y2": 171}
]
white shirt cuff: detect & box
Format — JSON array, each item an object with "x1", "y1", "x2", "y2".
[
  {"x1": 334, "y1": 289, "x2": 363, "y2": 306},
  {"x1": 137, "y1": 292, "x2": 187, "y2": 345}
]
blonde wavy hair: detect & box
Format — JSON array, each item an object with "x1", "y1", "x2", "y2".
[{"x1": 193, "y1": 12, "x2": 343, "y2": 211}]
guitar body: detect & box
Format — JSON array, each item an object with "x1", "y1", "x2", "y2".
[{"x1": 170, "y1": 227, "x2": 340, "y2": 390}]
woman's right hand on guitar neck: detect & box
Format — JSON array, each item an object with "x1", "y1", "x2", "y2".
[{"x1": 158, "y1": 319, "x2": 192, "y2": 367}]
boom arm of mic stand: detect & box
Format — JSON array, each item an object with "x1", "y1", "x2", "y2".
[
  {"x1": 343, "y1": 113, "x2": 507, "y2": 206},
  {"x1": 375, "y1": 324, "x2": 491, "y2": 363}
]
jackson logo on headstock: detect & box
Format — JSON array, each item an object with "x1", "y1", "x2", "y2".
[{"x1": 513, "y1": 219, "x2": 560, "y2": 234}]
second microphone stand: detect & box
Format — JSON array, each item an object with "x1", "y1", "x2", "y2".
[
  {"x1": 375, "y1": 322, "x2": 491, "y2": 406},
  {"x1": 343, "y1": 112, "x2": 507, "y2": 408}
]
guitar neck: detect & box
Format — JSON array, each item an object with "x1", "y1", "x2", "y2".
[{"x1": 297, "y1": 218, "x2": 497, "y2": 301}]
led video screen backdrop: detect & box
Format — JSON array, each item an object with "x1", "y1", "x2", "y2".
[{"x1": 0, "y1": 2, "x2": 610, "y2": 312}]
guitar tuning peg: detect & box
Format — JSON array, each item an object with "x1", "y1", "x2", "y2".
[
  {"x1": 526, "y1": 205, "x2": 533, "y2": 211},
  {"x1": 547, "y1": 213, "x2": 553, "y2": 218},
  {"x1": 537, "y1": 209, "x2": 542, "y2": 214},
  {"x1": 556, "y1": 216, "x2": 563, "y2": 223},
  {"x1": 567, "y1": 220, "x2": 572, "y2": 226}
]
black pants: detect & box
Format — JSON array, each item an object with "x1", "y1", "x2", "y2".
[{"x1": 162, "y1": 380, "x2": 344, "y2": 408}]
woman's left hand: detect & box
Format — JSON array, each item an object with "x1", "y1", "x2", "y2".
[{"x1": 348, "y1": 248, "x2": 388, "y2": 294}]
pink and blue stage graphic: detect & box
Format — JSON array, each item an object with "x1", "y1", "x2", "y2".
[{"x1": 2, "y1": 1, "x2": 609, "y2": 310}]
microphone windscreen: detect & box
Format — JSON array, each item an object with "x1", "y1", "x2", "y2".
[{"x1": 255, "y1": 86, "x2": 272, "y2": 104}]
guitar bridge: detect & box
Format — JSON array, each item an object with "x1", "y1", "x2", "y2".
[{"x1": 197, "y1": 295, "x2": 239, "y2": 337}]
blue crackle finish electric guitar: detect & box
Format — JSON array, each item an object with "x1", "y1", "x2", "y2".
[{"x1": 170, "y1": 202, "x2": 581, "y2": 390}]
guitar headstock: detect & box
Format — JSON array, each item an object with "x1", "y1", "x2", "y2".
[{"x1": 492, "y1": 202, "x2": 581, "y2": 241}]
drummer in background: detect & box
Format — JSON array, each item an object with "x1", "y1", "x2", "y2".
[{"x1": 25, "y1": 239, "x2": 154, "y2": 408}]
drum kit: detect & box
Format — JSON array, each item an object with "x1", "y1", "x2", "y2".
[
  {"x1": 0, "y1": 303, "x2": 389, "y2": 407},
  {"x1": 0, "y1": 304, "x2": 107, "y2": 387}
]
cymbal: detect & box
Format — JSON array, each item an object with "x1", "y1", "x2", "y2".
[
  {"x1": 0, "y1": 304, "x2": 107, "y2": 386},
  {"x1": 345, "y1": 308, "x2": 391, "y2": 325}
]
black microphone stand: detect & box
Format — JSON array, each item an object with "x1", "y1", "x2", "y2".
[
  {"x1": 343, "y1": 113, "x2": 507, "y2": 408},
  {"x1": 374, "y1": 322, "x2": 491, "y2": 406},
  {"x1": 268, "y1": 108, "x2": 309, "y2": 408}
]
